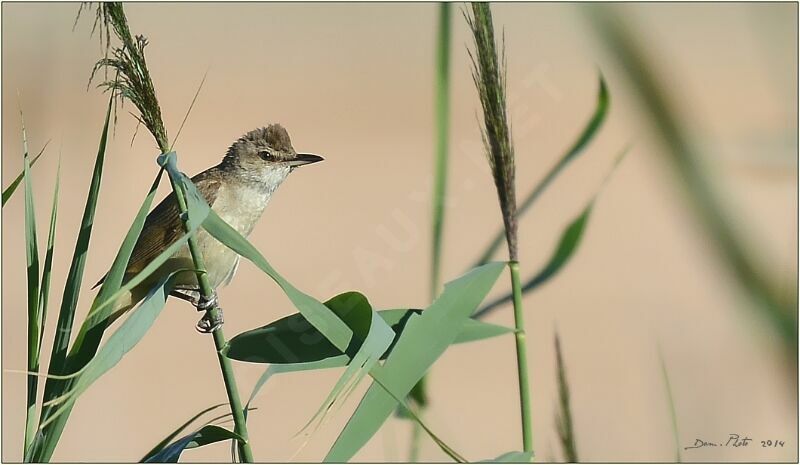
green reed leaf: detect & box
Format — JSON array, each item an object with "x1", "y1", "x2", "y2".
[
  {"x1": 298, "y1": 293, "x2": 395, "y2": 441},
  {"x1": 225, "y1": 307, "x2": 512, "y2": 364},
  {"x1": 143, "y1": 425, "x2": 243, "y2": 463},
  {"x1": 474, "y1": 74, "x2": 609, "y2": 267},
  {"x1": 69, "y1": 166, "x2": 165, "y2": 364},
  {"x1": 475, "y1": 203, "x2": 593, "y2": 319},
  {"x1": 475, "y1": 145, "x2": 629, "y2": 319},
  {"x1": 141, "y1": 403, "x2": 226, "y2": 462},
  {"x1": 2, "y1": 141, "x2": 48, "y2": 207},
  {"x1": 554, "y1": 332, "x2": 577, "y2": 462},
  {"x1": 31, "y1": 95, "x2": 113, "y2": 462},
  {"x1": 39, "y1": 273, "x2": 176, "y2": 431},
  {"x1": 22, "y1": 111, "x2": 41, "y2": 456},
  {"x1": 37, "y1": 157, "x2": 61, "y2": 357},
  {"x1": 325, "y1": 262, "x2": 505, "y2": 462}
]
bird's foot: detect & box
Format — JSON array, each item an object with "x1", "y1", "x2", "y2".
[
  {"x1": 197, "y1": 292, "x2": 219, "y2": 311},
  {"x1": 195, "y1": 292, "x2": 222, "y2": 333},
  {"x1": 196, "y1": 307, "x2": 224, "y2": 333}
]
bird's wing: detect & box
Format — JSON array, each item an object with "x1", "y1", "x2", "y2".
[{"x1": 93, "y1": 169, "x2": 223, "y2": 288}]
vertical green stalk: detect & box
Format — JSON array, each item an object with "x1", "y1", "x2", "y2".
[
  {"x1": 166, "y1": 172, "x2": 254, "y2": 463},
  {"x1": 658, "y1": 345, "x2": 681, "y2": 462},
  {"x1": 509, "y1": 261, "x2": 532, "y2": 452},
  {"x1": 466, "y1": 2, "x2": 533, "y2": 455},
  {"x1": 430, "y1": 1, "x2": 451, "y2": 299},
  {"x1": 411, "y1": 3, "x2": 451, "y2": 461}
]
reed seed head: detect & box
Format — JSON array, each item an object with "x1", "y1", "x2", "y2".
[{"x1": 466, "y1": 3, "x2": 518, "y2": 261}]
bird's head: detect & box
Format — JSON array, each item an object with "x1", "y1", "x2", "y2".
[{"x1": 221, "y1": 124, "x2": 323, "y2": 186}]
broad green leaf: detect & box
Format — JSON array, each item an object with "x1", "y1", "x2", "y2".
[
  {"x1": 225, "y1": 308, "x2": 513, "y2": 364},
  {"x1": 474, "y1": 202, "x2": 593, "y2": 318},
  {"x1": 140, "y1": 403, "x2": 226, "y2": 462},
  {"x1": 37, "y1": 96, "x2": 114, "y2": 462},
  {"x1": 22, "y1": 114, "x2": 41, "y2": 456},
  {"x1": 244, "y1": 354, "x2": 468, "y2": 463},
  {"x1": 474, "y1": 74, "x2": 609, "y2": 266},
  {"x1": 200, "y1": 209, "x2": 352, "y2": 351},
  {"x1": 2, "y1": 140, "x2": 48, "y2": 206},
  {"x1": 298, "y1": 293, "x2": 394, "y2": 439},
  {"x1": 185, "y1": 425, "x2": 244, "y2": 450},
  {"x1": 479, "y1": 451, "x2": 534, "y2": 462},
  {"x1": 143, "y1": 425, "x2": 243, "y2": 463},
  {"x1": 39, "y1": 273, "x2": 176, "y2": 430},
  {"x1": 246, "y1": 357, "x2": 350, "y2": 415},
  {"x1": 325, "y1": 262, "x2": 505, "y2": 462}
]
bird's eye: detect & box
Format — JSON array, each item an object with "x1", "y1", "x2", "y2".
[{"x1": 258, "y1": 150, "x2": 274, "y2": 161}]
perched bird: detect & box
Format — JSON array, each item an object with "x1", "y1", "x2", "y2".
[{"x1": 99, "y1": 124, "x2": 323, "y2": 332}]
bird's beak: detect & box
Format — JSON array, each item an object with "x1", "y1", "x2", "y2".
[{"x1": 288, "y1": 153, "x2": 324, "y2": 167}]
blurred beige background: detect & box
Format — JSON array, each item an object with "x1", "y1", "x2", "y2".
[{"x1": 2, "y1": 2, "x2": 797, "y2": 462}]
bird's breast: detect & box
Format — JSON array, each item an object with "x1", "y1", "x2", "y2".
[
  {"x1": 187, "y1": 182, "x2": 273, "y2": 289},
  {"x1": 212, "y1": 182, "x2": 273, "y2": 237}
]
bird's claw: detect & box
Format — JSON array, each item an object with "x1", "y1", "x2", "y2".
[
  {"x1": 195, "y1": 292, "x2": 222, "y2": 333},
  {"x1": 197, "y1": 292, "x2": 218, "y2": 311},
  {"x1": 196, "y1": 307, "x2": 224, "y2": 333}
]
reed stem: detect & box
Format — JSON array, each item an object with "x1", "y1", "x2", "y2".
[
  {"x1": 509, "y1": 260, "x2": 533, "y2": 453},
  {"x1": 167, "y1": 172, "x2": 254, "y2": 463}
]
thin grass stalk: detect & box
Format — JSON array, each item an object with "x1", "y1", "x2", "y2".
[
  {"x1": 430, "y1": 1, "x2": 452, "y2": 303},
  {"x1": 166, "y1": 175, "x2": 254, "y2": 462},
  {"x1": 510, "y1": 261, "x2": 532, "y2": 452},
  {"x1": 410, "y1": 3, "x2": 452, "y2": 461},
  {"x1": 554, "y1": 332, "x2": 577, "y2": 462},
  {"x1": 657, "y1": 345, "x2": 681, "y2": 462},
  {"x1": 466, "y1": 3, "x2": 533, "y2": 454}
]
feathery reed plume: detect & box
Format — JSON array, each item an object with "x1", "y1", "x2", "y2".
[
  {"x1": 83, "y1": 3, "x2": 169, "y2": 152},
  {"x1": 465, "y1": 2, "x2": 532, "y2": 454},
  {"x1": 465, "y1": 3, "x2": 517, "y2": 261},
  {"x1": 554, "y1": 332, "x2": 578, "y2": 462}
]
